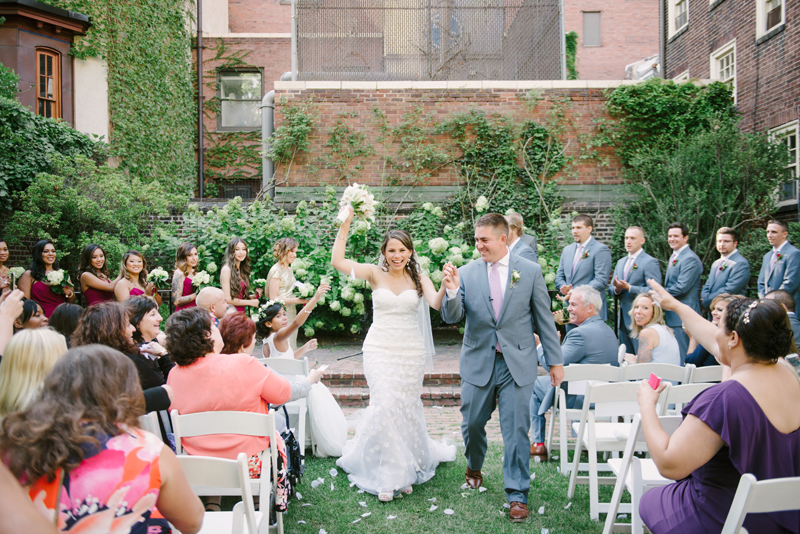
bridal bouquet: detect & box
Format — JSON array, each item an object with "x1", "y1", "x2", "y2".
[
  {"x1": 45, "y1": 269, "x2": 73, "y2": 294},
  {"x1": 335, "y1": 183, "x2": 377, "y2": 229},
  {"x1": 147, "y1": 267, "x2": 169, "y2": 286},
  {"x1": 192, "y1": 270, "x2": 212, "y2": 289}
]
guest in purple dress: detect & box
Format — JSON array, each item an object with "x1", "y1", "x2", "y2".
[
  {"x1": 640, "y1": 282, "x2": 800, "y2": 534},
  {"x1": 17, "y1": 240, "x2": 76, "y2": 318},
  {"x1": 220, "y1": 237, "x2": 261, "y2": 313},
  {"x1": 79, "y1": 244, "x2": 121, "y2": 307},
  {"x1": 172, "y1": 242, "x2": 199, "y2": 312},
  {"x1": 114, "y1": 250, "x2": 162, "y2": 306}
]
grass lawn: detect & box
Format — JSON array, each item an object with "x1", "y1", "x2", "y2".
[{"x1": 231, "y1": 444, "x2": 628, "y2": 533}]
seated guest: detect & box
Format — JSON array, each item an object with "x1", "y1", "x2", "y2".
[
  {"x1": 125, "y1": 296, "x2": 174, "y2": 384},
  {"x1": 0, "y1": 329, "x2": 67, "y2": 420},
  {"x1": 0, "y1": 345, "x2": 204, "y2": 534},
  {"x1": 529, "y1": 285, "x2": 619, "y2": 461},
  {"x1": 765, "y1": 289, "x2": 800, "y2": 345},
  {"x1": 79, "y1": 244, "x2": 121, "y2": 306},
  {"x1": 639, "y1": 282, "x2": 800, "y2": 534},
  {"x1": 0, "y1": 462, "x2": 58, "y2": 534},
  {"x1": 166, "y1": 307, "x2": 323, "y2": 513},
  {"x1": 196, "y1": 286, "x2": 229, "y2": 326},
  {"x1": 686, "y1": 293, "x2": 742, "y2": 367},
  {"x1": 71, "y1": 302, "x2": 172, "y2": 413},
  {"x1": 219, "y1": 312, "x2": 257, "y2": 355},
  {"x1": 700, "y1": 227, "x2": 750, "y2": 310},
  {"x1": 505, "y1": 212, "x2": 538, "y2": 263},
  {"x1": 13, "y1": 299, "x2": 48, "y2": 332},
  {"x1": 48, "y1": 303, "x2": 83, "y2": 347},
  {"x1": 624, "y1": 293, "x2": 680, "y2": 366}
]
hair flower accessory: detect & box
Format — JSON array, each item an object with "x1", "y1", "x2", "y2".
[
  {"x1": 742, "y1": 300, "x2": 760, "y2": 324},
  {"x1": 262, "y1": 299, "x2": 286, "y2": 311},
  {"x1": 511, "y1": 270, "x2": 521, "y2": 288}
]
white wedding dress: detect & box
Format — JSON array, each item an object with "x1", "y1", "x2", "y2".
[{"x1": 336, "y1": 288, "x2": 456, "y2": 496}]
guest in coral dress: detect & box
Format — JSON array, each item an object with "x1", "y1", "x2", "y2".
[
  {"x1": 79, "y1": 243, "x2": 122, "y2": 307},
  {"x1": 114, "y1": 250, "x2": 162, "y2": 305},
  {"x1": 17, "y1": 239, "x2": 75, "y2": 318},
  {"x1": 172, "y1": 242, "x2": 199, "y2": 311}
]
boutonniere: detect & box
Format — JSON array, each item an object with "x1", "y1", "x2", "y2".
[
  {"x1": 671, "y1": 258, "x2": 678, "y2": 266},
  {"x1": 777, "y1": 253, "x2": 783, "y2": 262},
  {"x1": 581, "y1": 250, "x2": 590, "y2": 260},
  {"x1": 631, "y1": 263, "x2": 639, "y2": 271},
  {"x1": 511, "y1": 270, "x2": 521, "y2": 288},
  {"x1": 719, "y1": 263, "x2": 729, "y2": 272}
]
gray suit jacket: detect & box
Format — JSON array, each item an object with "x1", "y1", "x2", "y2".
[
  {"x1": 555, "y1": 237, "x2": 613, "y2": 320},
  {"x1": 758, "y1": 242, "x2": 800, "y2": 302},
  {"x1": 536, "y1": 315, "x2": 619, "y2": 414},
  {"x1": 441, "y1": 255, "x2": 563, "y2": 388},
  {"x1": 519, "y1": 233, "x2": 538, "y2": 258},
  {"x1": 510, "y1": 239, "x2": 538, "y2": 264},
  {"x1": 664, "y1": 247, "x2": 703, "y2": 328},
  {"x1": 609, "y1": 250, "x2": 662, "y2": 330},
  {"x1": 788, "y1": 312, "x2": 800, "y2": 347},
  {"x1": 701, "y1": 250, "x2": 751, "y2": 309}
]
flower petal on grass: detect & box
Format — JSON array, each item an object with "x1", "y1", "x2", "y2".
[
  {"x1": 387, "y1": 515, "x2": 397, "y2": 520},
  {"x1": 503, "y1": 503, "x2": 510, "y2": 509},
  {"x1": 311, "y1": 480, "x2": 320, "y2": 489},
  {"x1": 542, "y1": 529, "x2": 549, "y2": 534},
  {"x1": 564, "y1": 502, "x2": 572, "y2": 510},
  {"x1": 429, "y1": 505, "x2": 438, "y2": 512},
  {"x1": 297, "y1": 521, "x2": 306, "y2": 524},
  {"x1": 351, "y1": 518, "x2": 361, "y2": 524},
  {"x1": 428, "y1": 497, "x2": 436, "y2": 502},
  {"x1": 479, "y1": 487, "x2": 488, "y2": 493},
  {"x1": 361, "y1": 512, "x2": 371, "y2": 518},
  {"x1": 330, "y1": 483, "x2": 334, "y2": 491},
  {"x1": 538, "y1": 506, "x2": 545, "y2": 515},
  {"x1": 329, "y1": 468, "x2": 338, "y2": 477},
  {"x1": 530, "y1": 473, "x2": 536, "y2": 481},
  {"x1": 444, "y1": 509, "x2": 454, "y2": 515},
  {"x1": 359, "y1": 502, "x2": 367, "y2": 507},
  {"x1": 296, "y1": 492, "x2": 302, "y2": 500}
]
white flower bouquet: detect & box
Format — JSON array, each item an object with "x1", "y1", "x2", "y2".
[
  {"x1": 192, "y1": 270, "x2": 212, "y2": 289},
  {"x1": 336, "y1": 183, "x2": 377, "y2": 229},
  {"x1": 9, "y1": 266, "x2": 24, "y2": 281},
  {"x1": 45, "y1": 269, "x2": 73, "y2": 294},
  {"x1": 147, "y1": 267, "x2": 170, "y2": 286},
  {"x1": 254, "y1": 278, "x2": 268, "y2": 288}
]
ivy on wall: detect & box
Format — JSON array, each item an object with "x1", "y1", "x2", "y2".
[
  {"x1": 43, "y1": 0, "x2": 196, "y2": 196},
  {"x1": 565, "y1": 31, "x2": 579, "y2": 80}
]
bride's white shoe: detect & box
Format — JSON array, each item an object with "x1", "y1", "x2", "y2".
[
  {"x1": 379, "y1": 491, "x2": 394, "y2": 502},
  {"x1": 401, "y1": 486, "x2": 413, "y2": 495}
]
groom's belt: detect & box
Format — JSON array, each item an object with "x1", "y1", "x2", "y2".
[{"x1": 495, "y1": 350, "x2": 504, "y2": 358}]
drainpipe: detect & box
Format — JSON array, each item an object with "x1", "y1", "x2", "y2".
[
  {"x1": 559, "y1": 0, "x2": 567, "y2": 80},
  {"x1": 291, "y1": 0, "x2": 298, "y2": 81},
  {"x1": 197, "y1": 0, "x2": 204, "y2": 198},
  {"x1": 262, "y1": 72, "x2": 295, "y2": 200},
  {"x1": 659, "y1": 0, "x2": 666, "y2": 77}
]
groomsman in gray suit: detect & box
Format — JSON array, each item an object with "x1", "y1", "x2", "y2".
[
  {"x1": 664, "y1": 222, "x2": 703, "y2": 364},
  {"x1": 700, "y1": 227, "x2": 751, "y2": 310},
  {"x1": 441, "y1": 213, "x2": 563, "y2": 523},
  {"x1": 764, "y1": 290, "x2": 800, "y2": 343},
  {"x1": 554, "y1": 214, "x2": 613, "y2": 330},
  {"x1": 505, "y1": 212, "x2": 538, "y2": 263},
  {"x1": 757, "y1": 220, "x2": 800, "y2": 303},
  {"x1": 609, "y1": 226, "x2": 662, "y2": 354}
]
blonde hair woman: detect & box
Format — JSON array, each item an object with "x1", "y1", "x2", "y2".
[
  {"x1": 266, "y1": 237, "x2": 307, "y2": 350},
  {"x1": 625, "y1": 293, "x2": 680, "y2": 365},
  {"x1": 0, "y1": 329, "x2": 67, "y2": 419}
]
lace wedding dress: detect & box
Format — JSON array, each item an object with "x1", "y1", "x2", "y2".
[{"x1": 336, "y1": 288, "x2": 456, "y2": 496}]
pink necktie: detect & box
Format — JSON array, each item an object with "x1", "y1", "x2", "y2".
[
  {"x1": 490, "y1": 262, "x2": 503, "y2": 352},
  {"x1": 623, "y1": 256, "x2": 634, "y2": 280},
  {"x1": 571, "y1": 244, "x2": 584, "y2": 277}
]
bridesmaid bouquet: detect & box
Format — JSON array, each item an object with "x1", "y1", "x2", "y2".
[
  {"x1": 335, "y1": 183, "x2": 377, "y2": 229},
  {"x1": 8, "y1": 266, "x2": 24, "y2": 284},
  {"x1": 45, "y1": 269, "x2": 73, "y2": 294},
  {"x1": 147, "y1": 267, "x2": 169, "y2": 286},
  {"x1": 192, "y1": 270, "x2": 212, "y2": 289}
]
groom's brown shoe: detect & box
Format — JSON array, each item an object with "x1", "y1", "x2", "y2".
[
  {"x1": 509, "y1": 502, "x2": 529, "y2": 522},
  {"x1": 530, "y1": 444, "x2": 548, "y2": 462},
  {"x1": 465, "y1": 467, "x2": 483, "y2": 490}
]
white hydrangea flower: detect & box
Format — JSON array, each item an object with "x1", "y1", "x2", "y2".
[
  {"x1": 475, "y1": 195, "x2": 489, "y2": 213},
  {"x1": 280, "y1": 217, "x2": 296, "y2": 232},
  {"x1": 341, "y1": 286, "x2": 355, "y2": 301},
  {"x1": 430, "y1": 270, "x2": 443, "y2": 284},
  {"x1": 304, "y1": 326, "x2": 314, "y2": 338},
  {"x1": 422, "y1": 202, "x2": 434, "y2": 211},
  {"x1": 205, "y1": 262, "x2": 218, "y2": 274},
  {"x1": 429, "y1": 238, "x2": 449, "y2": 255},
  {"x1": 450, "y1": 254, "x2": 464, "y2": 266},
  {"x1": 431, "y1": 206, "x2": 443, "y2": 217},
  {"x1": 329, "y1": 300, "x2": 341, "y2": 312},
  {"x1": 340, "y1": 307, "x2": 352, "y2": 317},
  {"x1": 418, "y1": 256, "x2": 431, "y2": 272},
  {"x1": 353, "y1": 293, "x2": 364, "y2": 304}
]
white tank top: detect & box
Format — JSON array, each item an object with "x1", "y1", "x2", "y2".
[
  {"x1": 265, "y1": 333, "x2": 295, "y2": 360},
  {"x1": 647, "y1": 324, "x2": 681, "y2": 366}
]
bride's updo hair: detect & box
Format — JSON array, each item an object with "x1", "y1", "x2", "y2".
[
  {"x1": 380, "y1": 230, "x2": 423, "y2": 298},
  {"x1": 255, "y1": 302, "x2": 285, "y2": 337}
]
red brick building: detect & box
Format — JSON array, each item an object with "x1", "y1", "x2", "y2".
[{"x1": 662, "y1": 0, "x2": 800, "y2": 213}]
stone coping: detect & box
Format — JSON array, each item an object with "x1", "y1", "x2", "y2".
[
  {"x1": 275, "y1": 79, "x2": 714, "y2": 91},
  {"x1": 200, "y1": 32, "x2": 291, "y2": 38}
]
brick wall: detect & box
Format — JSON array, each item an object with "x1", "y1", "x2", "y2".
[
  {"x1": 228, "y1": 0, "x2": 290, "y2": 34},
  {"x1": 273, "y1": 80, "x2": 627, "y2": 188},
  {"x1": 565, "y1": 0, "x2": 660, "y2": 79},
  {"x1": 664, "y1": 0, "x2": 799, "y2": 132}
]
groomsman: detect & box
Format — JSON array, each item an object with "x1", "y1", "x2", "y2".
[
  {"x1": 757, "y1": 220, "x2": 800, "y2": 303},
  {"x1": 554, "y1": 214, "x2": 612, "y2": 330},
  {"x1": 505, "y1": 213, "x2": 538, "y2": 263},
  {"x1": 664, "y1": 222, "x2": 703, "y2": 364},
  {"x1": 700, "y1": 227, "x2": 751, "y2": 310},
  {"x1": 609, "y1": 226, "x2": 662, "y2": 354},
  {"x1": 764, "y1": 290, "x2": 800, "y2": 343}
]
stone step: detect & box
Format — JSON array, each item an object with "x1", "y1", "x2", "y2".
[
  {"x1": 330, "y1": 386, "x2": 462, "y2": 407},
  {"x1": 322, "y1": 372, "x2": 461, "y2": 389}
]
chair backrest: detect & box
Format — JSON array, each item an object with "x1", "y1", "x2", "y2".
[
  {"x1": 259, "y1": 356, "x2": 309, "y2": 378},
  {"x1": 618, "y1": 344, "x2": 627, "y2": 366},
  {"x1": 721, "y1": 473, "x2": 800, "y2": 534},
  {"x1": 564, "y1": 364, "x2": 623, "y2": 396},
  {"x1": 171, "y1": 410, "x2": 276, "y2": 455},
  {"x1": 178, "y1": 453, "x2": 259, "y2": 534},
  {"x1": 621, "y1": 362, "x2": 691, "y2": 384},
  {"x1": 138, "y1": 412, "x2": 161, "y2": 440},
  {"x1": 689, "y1": 364, "x2": 724, "y2": 383},
  {"x1": 584, "y1": 381, "x2": 643, "y2": 418},
  {"x1": 664, "y1": 382, "x2": 716, "y2": 408}
]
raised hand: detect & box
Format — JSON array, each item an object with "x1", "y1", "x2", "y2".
[
  {"x1": 647, "y1": 279, "x2": 678, "y2": 311},
  {"x1": 313, "y1": 283, "x2": 331, "y2": 301},
  {"x1": 442, "y1": 262, "x2": 460, "y2": 291}
]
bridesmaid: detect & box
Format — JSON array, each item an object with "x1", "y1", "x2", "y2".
[
  {"x1": 172, "y1": 242, "x2": 199, "y2": 311},
  {"x1": 17, "y1": 240, "x2": 76, "y2": 318},
  {"x1": 220, "y1": 237, "x2": 261, "y2": 313},
  {"x1": 0, "y1": 238, "x2": 10, "y2": 295},
  {"x1": 267, "y1": 237, "x2": 307, "y2": 350},
  {"x1": 114, "y1": 250, "x2": 162, "y2": 305},
  {"x1": 79, "y1": 244, "x2": 121, "y2": 307}
]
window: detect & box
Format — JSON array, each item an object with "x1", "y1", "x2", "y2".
[
  {"x1": 757, "y1": 0, "x2": 785, "y2": 38},
  {"x1": 668, "y1": 0, "x2": 688, "y2": 37},
  {"x1": 583, "y1": 12, "x2": 601, "y2": 47},
  {"x1": 36, "y1": 49, "x2": 60, "y2": 119},
  {"x1": 772, "y1": 122, "x2": 799, "y2": 205},
  {"x1": 673, "y1": 70, "x2": 690, "y2": 81},
  {"x1": 218, "y1": 71, "x2": 262, "y2": 131},
  {"x1": 710, "y1": 40, "x2": 736, "y2": 103}
]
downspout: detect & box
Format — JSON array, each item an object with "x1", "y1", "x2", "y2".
[
  {"x1": 659, "y1": 0, "x2": 666, "y2": 77},
  {"x1": 197, "y1": 0, "x2": 204, "y2": 198},
  {"x1": 291, "y1": 0, "x2": 298, "y2": 81},
  {"x1": 262, "y1": 72, "x2": 294, "y2": 201},
  {"x1": 559, "y1": 0, "x2": 567, "y2": 80}
]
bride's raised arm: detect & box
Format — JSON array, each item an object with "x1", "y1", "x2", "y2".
[
  {"x1": 420, "y1": 274, "x2": 446, "y2": 311},
  {"x1": 331, "y1": 206, "x2": 379, "y2": 282}
]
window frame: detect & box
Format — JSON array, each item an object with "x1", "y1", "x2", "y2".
[
  {"x1": 216, "y1": 69, "x2": 264, "y2": 133},
  {"x1": 582, "y1": 11, "x2": 602, "y2": 47},
  {"x1": 771, "y1": 121, "x2": 799, "y2": 208},
  {"x1": 710, "y1": 39, "x2": 736, "y2": 104},
  {"x1": 673, "y1": 70, "x2": 690, "y2": 81},
  {"x1": 756, "y1": 0, "x2": 785, "y2": 38},
  {"x1": 668, "y1": 0, "x2": 689, "y2": 38},
  {"x1": 35, "y1": 48, "x2": 61, "y2": 120}
]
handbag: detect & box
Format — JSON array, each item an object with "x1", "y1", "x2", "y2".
[{"x1": 280, "y1": 405, "x2": 305, "y2": 493}]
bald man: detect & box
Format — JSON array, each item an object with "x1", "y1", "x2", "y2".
[{"x1": 196, "y1": 287, "x2": 228, "y2": 326}]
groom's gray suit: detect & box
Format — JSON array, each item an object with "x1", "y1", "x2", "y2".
[{"x1": 441, "y1": 251, "x2": 563, "y2": 504}]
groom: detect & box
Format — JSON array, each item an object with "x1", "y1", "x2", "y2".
[{"x1": 441, "y1": 213, "x2": 564, "y2": 522}]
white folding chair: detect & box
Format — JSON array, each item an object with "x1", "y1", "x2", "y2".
[
  {"x1": 618, "y1": 344, "x2": 627, "y2": 366},
  {"x1": 660, "y1": 382, "x2": 716, "y2": 415},
  {"x1": 621, "y1": 362, "x2": 692, "y2": 384},
  {"x1": 544, "y1": 364, "x2": 622, "y2": 476},
  {"x1": 171, "y1": 410, "x2": 282, "y2": 534},
  {"x1": 138, "y1": 412, "x2": 162, "y2": 441},
  {"x1": 688, "y1": 364, "x2": 724, "y2": 383},
  {"x1": 259, "y1": 357, "x2": 314, "y2": 456},
  {"x1": 721, "y1": 473, "x2": 800, "y2": 534},
  {"x1": 178, "y1": 452, "x2": 263, "y2": 534},
  {"x1": 603, "y1": 414, "x2": 682, "y2": 534},
  {"x1": 567, "y1": 381, "x2": 667, "y2": 520}
]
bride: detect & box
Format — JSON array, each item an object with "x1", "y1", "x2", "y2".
[{"x1": 331, "y1": 207, "x2": 456, "y2": 501}]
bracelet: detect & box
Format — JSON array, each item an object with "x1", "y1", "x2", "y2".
[
  {"x1": 301, "y1": 309, "x2": 312, "y2": 314},
  {"x1": 335, "y1": 235, "x2": 346, "y2": 241}
]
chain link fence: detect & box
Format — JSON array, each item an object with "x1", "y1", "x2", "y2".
[{"x1": 295, "y1": 0, "x2": 564, "y2": 81}]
